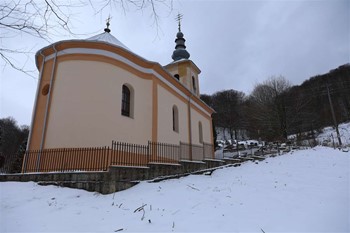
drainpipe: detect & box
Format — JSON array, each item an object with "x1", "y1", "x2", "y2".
[
  {"x1": 188, "y1": 93, "x2": 193, "y2": 160},
  {"x1": 36, "y1": 44, "x2": 58, "y2": 172},
  {"x1": 24, "y1": 51, "x2": 45, "y2": 173}
]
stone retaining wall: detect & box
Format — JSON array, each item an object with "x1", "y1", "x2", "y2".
[{"x1": 0, "y1": 156, "x2": 267, "y2": 194}]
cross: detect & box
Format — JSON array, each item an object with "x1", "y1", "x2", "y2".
[
  {"x1": 106, "y1": 15, "x2": 112, "y2": 29},
  {"x1": 175, "y1": 13, "x2": 183, "y2": 31}
]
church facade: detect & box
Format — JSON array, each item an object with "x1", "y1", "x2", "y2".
[{"x1": 25, "y1": 21, "x2": 214, "y2": 169}]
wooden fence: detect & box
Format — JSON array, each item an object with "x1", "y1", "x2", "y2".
[{"x1": 21, "y1": 141, "x2": 214, "y2": 173}]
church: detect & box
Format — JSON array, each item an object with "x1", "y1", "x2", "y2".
[{"x1": 24, "y1": 18, "x2": 214, "y2": 171}]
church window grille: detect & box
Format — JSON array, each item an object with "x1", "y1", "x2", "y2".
[
  {"x1": 172, "y1": 105, "x2": 179, "y2": 132},
  {"x1": 192, "y1": 76, "x2": 197, "y2": 93},
  {"x1": 199, "y1": 121, "x2": 203, "y2": 143},
  {"x1": 121, "y1": 85, "x2": 131, "y2": 117}
]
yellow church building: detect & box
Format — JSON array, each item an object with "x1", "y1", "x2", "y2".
[{"x1": 23, "y1": 19, "x2": 215, "y2": 172}]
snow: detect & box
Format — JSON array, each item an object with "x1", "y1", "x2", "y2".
[
  {"x1": 87, "y1": 32, "x2": 130, "y2": 51},
  {"x1": 1, "y1": 147, "x2": 349, "y2": 232},
  {"x1": 317, "y1": 122, "x2": 350, "y2": 146}
]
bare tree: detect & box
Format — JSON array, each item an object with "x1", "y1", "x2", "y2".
[
  {"x1": 0, "y1": 0, "x2": 172, "y2": 75},
  {"x1": 211, "y1": 89, "x2": 246, "y2": 141},
  {"x1": 248, "y1": 76, "x2": 291, "y2": 141},
  {"x1": 1, "y1": 1, "x2": 73, "y2": 75}
]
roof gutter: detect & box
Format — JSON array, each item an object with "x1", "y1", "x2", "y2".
[
  {"x1": 36, "y1": 44, "x2": 58, "y2": 172},
  {"x1": 26, "y1": 51, "x2": 45, "y2": 152},
  {"x1": 188, "y1": 93, "x2": 193, "y2": 160}
]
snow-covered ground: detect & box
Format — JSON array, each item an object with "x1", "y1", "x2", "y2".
[
  {"x1": 317, "y1": 122, "x2": 350, "y2": 147},
  {"x1": 1, "y1": 147, "x2": 349, "y2": 232}
]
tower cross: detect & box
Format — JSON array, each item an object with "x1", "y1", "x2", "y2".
[
  {"x1": 104, "y1": 15, "x2": 112, "y2": 33},
  {"x1": 175, "y1": 13, "x2": 183, "y2": 32},
  {"x1": 106, "y1": 15, "x2": 112, "y2": 28}
]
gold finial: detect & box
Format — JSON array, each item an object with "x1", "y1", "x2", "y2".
[
  {"x1": 105, "y1": 15, "x2": 112, "y2": 33},
  {"x1": 175, "y1": 13, "x2": 183, "y2": 32}
]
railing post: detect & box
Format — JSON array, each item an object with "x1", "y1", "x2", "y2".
[
  {"x1": 189, "y1": 142, "x2": 193, "y2": 161},
  {"x1": 211, "y1": 143, "x2": 214, "y2": 159},
  {"x1": 147, "y1": 141, "x2": 150, "y2": 164},
  {"x1": 22, "y1": 151, "x2": 28, "y2": 173},
  {"x1": 148, "y1": 141, "x2": 151, "y2": 163},
  {"x1": 203, "y1": 142, "x2": 205, "y2": 160},
  {"x1": 111, "y1": 140, "x2": 116, "y2": 166},
  {"x1": 35, "y1": 150, "x2": 41, "y2": 173}
]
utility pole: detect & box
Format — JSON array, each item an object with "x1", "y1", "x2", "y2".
[{"x1": 326, "y1": 84, "x2": 342, "y2": 147}]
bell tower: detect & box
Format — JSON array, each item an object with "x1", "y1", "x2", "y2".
[{"x1": 164, "y1": 14, "x2": 201, "y2": 97}]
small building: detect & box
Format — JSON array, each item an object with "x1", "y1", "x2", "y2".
[{"x1": 23, "y1": 19, "x2": 215, "y2": 172}]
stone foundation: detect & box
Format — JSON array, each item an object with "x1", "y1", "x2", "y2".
[{"x1": 0, "y1": 157, "x2": 260, "y2": 194}]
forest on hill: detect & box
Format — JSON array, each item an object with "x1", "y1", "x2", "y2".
[{"x1": 201, "y1": 63, "x2": 350, "y2": 143}]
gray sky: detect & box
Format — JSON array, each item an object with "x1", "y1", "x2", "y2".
[{"x1": 1, "y1": 0, "x2": 349, "y2": 126}]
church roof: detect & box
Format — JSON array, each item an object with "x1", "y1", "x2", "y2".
[{"x1": 86, "y1": 31, "x2": 130, "y2": 51}]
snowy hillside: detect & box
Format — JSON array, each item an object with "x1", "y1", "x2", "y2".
[
  {"x1": 217, "y1": 122, "x2": 350, "y2": 148},
  {"x1": 1, "y1": 147, "x2": 349, "y2": 232},
  {"x1": 316, "y1": 122, "x2": 350, "y2": 146}
]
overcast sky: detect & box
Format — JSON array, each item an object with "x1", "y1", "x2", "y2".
[{"x1": 1, "y1": 0, "x2": 349, "y2": 126}]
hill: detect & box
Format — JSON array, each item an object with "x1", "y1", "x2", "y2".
[
  {"x1": 1, "y1": 147, "x2": 349, "y2": 232},
  {"x1": 286, "y1": 63, "x2": 350, "y2": 135}
]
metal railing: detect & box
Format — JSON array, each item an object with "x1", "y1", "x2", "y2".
[
  {"x1": 149, "y1": 141, "x2": 180, "y2": 164},
  {"x1": 23, "y1": 147, "x2": 110, "y2": 173},
  {"x1": 20, "y1": 140, "x2": 214, "y2": 173},
  {"x1": 111, "y1": 141, "x2": 148, "y2": 167}
]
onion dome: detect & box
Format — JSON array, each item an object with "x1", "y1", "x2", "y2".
[{"x1": 172, "y1": 14, "x2": 190, "y2": 61}]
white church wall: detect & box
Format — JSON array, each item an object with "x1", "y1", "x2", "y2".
[
  {"x1": 190, "y1": 106, "x2": 212, "y2": 145},
  {"x1": 44, "y1": 59, "x2": 153, "y2": 148},
  {"x1": 157, "y1": 84, "x2": 189, "y2": 145}
]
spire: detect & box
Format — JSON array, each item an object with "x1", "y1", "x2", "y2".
[
  {"x1": 172, "y1": 13, "x2": 190, "y2": 61},
  {"x1": 177, "y1": 13, "x2": 182, "y2": 32},
  {"x1": 104, "y1": 15, "x2": 111, "y2": 33}
]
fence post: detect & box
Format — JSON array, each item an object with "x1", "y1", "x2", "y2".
[
  {"x1": 106, "y1": 143, "x2": 111, "y2": 171},
  {"x1": 202, "y1": 142, "x2": 205, "y2": 160},
  {"x1": 146, "y1": 142, "x2": 149, "y2": 164},
  {"x1": 212, "y1": 143, "x2": 215, "y2": 159},
  {"x1": 35, "y1": 150, "x2": 42, "y2": 173},
  {"x1": 180, "y1": 141, "x2": 182, "y2": 160},
  {"x1": 22, "y1": 151, "x2": 28, "y2": 173},
  {"x1": 147, "y1": 141, "x2": 151, "y2": 163},
  {"x1": 190, "y1": 143, "x2": 193, "y2": 161},
  {"x1": 111, "y1": 140, "x2": 115, "y2": 166}
]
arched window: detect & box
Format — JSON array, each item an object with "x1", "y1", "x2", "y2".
[
  {"x1": 192, "y1": 76, "x2": 197, "y2": 93},
  {"x1": 174, "y1": 74, "x2": 180, "y2": 80},
  {"x1": 172, "y1": 105, "x2": 179, "y2": 132},
  {"x1": 198, "y1": 121, "x2": 203, "y2": 143},
  {"x1": 121, "y1": 85, "x2": 131, "y2": 117}
]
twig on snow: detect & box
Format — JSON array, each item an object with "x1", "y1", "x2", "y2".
[
  {"x1": 134, "y1": 204, "x2": 147, "y2": 213},
  {"x1": 187, "y1": 185, "x2": 200, "y2": 191},
  {"x1": 134, "y1": 204, "x2": 147, "y2": 221}
]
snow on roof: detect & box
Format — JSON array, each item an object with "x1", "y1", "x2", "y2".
[{"x1": 86, "y1": 32, "x2": 130, "y2": 51}]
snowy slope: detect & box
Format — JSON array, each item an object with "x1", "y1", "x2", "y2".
[
  {"x1": 317, "y1": 122, "x2": 350, "y2": 146},
  {"x1": 1, "y1": 147, "x2": 349, "y2": 232}
]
